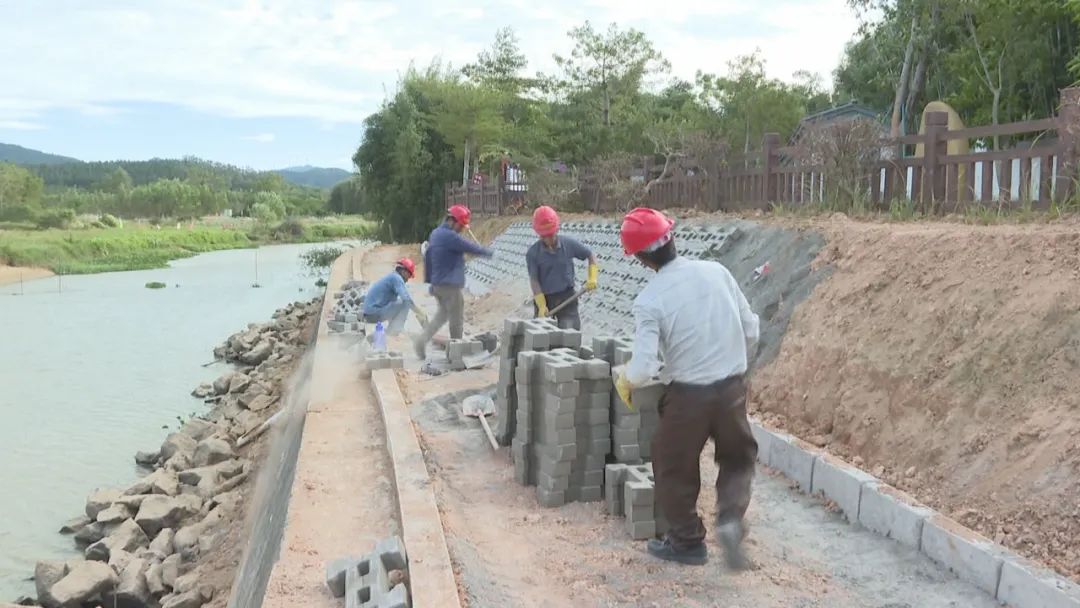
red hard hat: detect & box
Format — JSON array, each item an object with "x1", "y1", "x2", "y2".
[
  {"x1": 620, "y1": 207, "x2": 675, "y2": 255},
  {"x1": 447, "y1": 205, "x2": 471, "y2": 227},
  {"x1": 396, "y1": 258, "x2": 416, "y2": 278},
  {"x1": 532, "y1": 205, "x2": 560, "y2": 237}
]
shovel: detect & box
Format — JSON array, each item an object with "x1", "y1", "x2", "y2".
[
  {"x1": 546, "y1": 287, "x2": 588, "y2": 318},
  {"x1": 462, "y1": 395, "x2": 499, "y2": 451}
]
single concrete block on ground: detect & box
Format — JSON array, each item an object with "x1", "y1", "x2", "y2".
[
  {"x1": 997, "y1": 552, "x2": 1080, "y2": 608},
  {"x1": 920, "y1": 514, "x2": 1006, "y2": 596},
  {"x1": 810, "y1": 453, "x2": 877, "y2": 522},
  {"x1": 748, "y1": 420, "x2": 774, "y2": 465},
  {"x1": 858, "y1": 482, "x2": 934, "y2": 550},
  {"x1": 605, "y1": 464, "x2": 628, "y2": 515},
  {"x1": 768, "y1": 432, "x2": 818, "y2": 491}
]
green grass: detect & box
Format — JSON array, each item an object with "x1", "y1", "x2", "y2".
[{"x1": 0, "y1": 215, "x2": 377, "y2": 275}]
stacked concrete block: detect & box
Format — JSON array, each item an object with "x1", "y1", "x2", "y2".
[
  {"x1": 607, "y1": 364, "x2": 662, "y2": 465},
  {"x1": 513, "y1": 348, "x2": 611, "y2": 508},
  {"x1": 604, "y1": 463, "x2": 668, "y2": 540},
  {"x1": 494, "y1": 317, "x2": 583, "y2": 446},
  {"x1": 447, "y1": 339, "x2": 484, "y2": 370},
  {"x1": 329, "y1": 281, "x2": 369, "y2": 333},
  {"x1": 361, "y1": 351, "x2": 404, "y2": 378},
  {"x1": 326, "y1": 535, "x2": 409, "y2": 608}
]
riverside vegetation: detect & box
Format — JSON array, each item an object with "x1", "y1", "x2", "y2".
[{"x1": 21, "y1": 299, "x2": 320, "y2": 608}]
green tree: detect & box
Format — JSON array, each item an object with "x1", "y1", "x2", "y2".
[
  {"x1": 462, "y1": 27, "x2": 531, "y2": 94},
  {"x1": 0, "y1": 163, "x2": 44, "y2": 219}
]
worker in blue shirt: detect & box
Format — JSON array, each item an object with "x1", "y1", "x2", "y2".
[
  {"x1": 526, "y1": 205, "x2": 598, "y2": 330},
  {"x1": 414, "y1": 205, "x2": 493, "y2": 359},
  {"x1": 363, "y1": 258, "x2": 428, "y2": 335}
]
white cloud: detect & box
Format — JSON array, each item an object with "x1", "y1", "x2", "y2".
[
  {"x1": 243, "y1": 133, "x2": 276, "y2": 143},
  {"x1": 0, "y1": 0, "x2": 859, "y2": 127},
  {"x1": 0, "y1": 120, "x2": 45, "y2": 131}
]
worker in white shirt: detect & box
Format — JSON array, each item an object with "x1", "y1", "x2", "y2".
[{"x1": 614, "y1": 207, "x2": 760, "y2": 568}]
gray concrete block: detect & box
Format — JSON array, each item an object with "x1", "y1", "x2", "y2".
[
  {"x1": 997, "y1": 553, "x2": 1080, "y2": 608},
  {"x1": 569, "y1": 469, "x2": 604, "y2": 487},
  {"x1": 537, "y1": 442, "x2": 577, "y2": 462},
  {"x1": 583, "y1": 359, "x2": 610, "y2": 380},
  {"x1": 626, "y1": 519, "x2": 656, "y2": 540},
  {"x1": 522, "y1": 329, "x2": 551, "y2": 350},
  {"x1": 591, "y1": 438, "x2": 612, "y2": 456},
  {"x1": 625, "y1": 480, "x2": 654, "y2": 506},
  {"x1": 560, "y1": 329, "x2": 583, "y2": 348},
  {"x1": 920, "y1": 515, "x2": 1006, "y2": 596},
  {"x1": 546, "y1": 380, "x2": 580, "y2": 398},
  {"x1": 614, "y1": 444, "x2": 641, "y2": 462},
  {"x1": 326, "y1": 556, "x2": 359, "y2": 598},
  {"x1": 535, "y1": 454, "x2": 572, "y2": 477},
  {"x1": 810, "y1": 453, "x2": 876, "y2": 522},
  {"x1": 575, "y1": 408, "x2": 609, "y2": 426},
  {"x1": 543, "y1": 362, "x2": 576, "y2": 384},
  {"x1": 537, "y1": 471, "x2": 570, "y2": 492},
  {"x1": 630, "y1": 382, "x2": 664, "y2": 411},
  {"x1": 575, "y1": 424, "x2": 609, "y2": 442},
  {"x1": 543, "y1": 395, "x2": 577, "y2": 415},
  {"x1": 536, "y1": 426, "x2": 575, "y2": 445},
  {"x1": 541, "y1": 409, "x2": 575, "y2": 431},
  {"x1": 605, "y1": 464, "x2": 628, "y2": 515},
  {"x1": 581, "y1": 392, "x2": 609, "y2": 410},
  {"x1": 612, "y1": 428, "x2": 639, "y2": 445},
  {"x1": 748, "y1": 421, "x2": 774, "y2": 465},
  {"x1": 536, "y1": 487, "x2": 566, "y2": 508},
  {"x1": 768, "y1": 433, "x2": 818, "y2": 491},
  {"x1": 569, "y1": 486, "x2": 603, "y2": 503},
  {"x1": 858, "y1": 482, "x2": 933, "y2": 550}
]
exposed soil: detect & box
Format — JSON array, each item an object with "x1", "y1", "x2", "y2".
[
  {"x1": 750, "y1": 214, "x2": 1080, "y2": 581},
  {"x1": 0, "y1": 264, "x2": 52, "y2": 286}
]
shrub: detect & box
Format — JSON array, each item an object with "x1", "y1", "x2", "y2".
[
  {"x1": 145, "y1": 281, "x2": 167, "y2": 289},
  {"x1": 35, "y1": 208, "x2": 77, "y2": 229},
  {"x1": 99, "y1": 214, "x2": 122, "y2": 228},
  {"x1": 273, "y1": 218, "x2": 306, "y2": 239}
]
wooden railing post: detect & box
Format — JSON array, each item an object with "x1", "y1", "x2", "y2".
[
  {"x1": 1057, "y1": 87, "x2": 1080, "y2": 203},
  {"x1": 762, "y1": 133, "x2": 780, "y2": 206},
  {"x1": 923, "y1": 111, "x2": 949, "y2": 206}
]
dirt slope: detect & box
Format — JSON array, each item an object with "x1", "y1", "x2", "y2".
[{"x1": 751, "y1": 215, "x2": 1080, "y2": 581}]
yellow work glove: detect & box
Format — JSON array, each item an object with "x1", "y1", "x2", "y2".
[
  {"x1": 534, "y1": 293, "x2": 549, "y2": 318},
  {"x1": 615, "y1": 371, "x2": 634, "y2": 411},
  {"x1": 585, "y1": 263, "x2": 599, "y2": 291}
]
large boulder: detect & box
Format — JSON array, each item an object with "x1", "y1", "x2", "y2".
[
  {"x1": 192, "y1": 438, "x2": 234, "y2": 468},
  {"x1": 237, "y1": 384, "x2": 268, "y2": 409},
  {"x1": 125, "y1": 469, "x2": 180, "y2": 497},
  {"x1": 49, "y1": 561, "x2": 118, "y2": 608},
  {"x1": 34, "y1": 561, "x2": 68, "y2": 608},
  {"x1": 227, "y1": 374, "x2": 251, "y2": 394},
  {"x1": 135, "y1": 496, "x2": 199, "y2": 537},
  {"x1": 230, "y1": 410, "x2": 261, "y2": 437},
  {"x1": 241, "y1": 340, "x2": 273, "y2": 365},
  {"x1": 59, "y1": 515, "x2": 91, "y2": 535},
  {"x1": 163, "y1": 452, "x2": 193, "y2": 473},
  {"x1": 180, "y1": 418, "x2": 217, "y2": 442},
  {"x1": 73, "y1": 522, "x2": 108, "y2": 547},
  {"x1": 134, "y1": 450, "x2": 160, "y2": 466},
  {"x1": 160, "y1": 433, "x2": 197, "y2": 463},
  {"x1": 161, "y1": 588, "x2": 207, "y2": 608},
  {"x1": 211, "y1": 373, "x2": 234, "y2": 396},
  {"x1": 148, "y1": 528, "x2": 176, "y2": 560},
  {"x1": 178, "y1": 459, "x2": 244, "y2": 488},
  {"x1": 85, "y1": 488, "x2": 122, "y2": 520},
  {"x1": 96, "y1": 503, "x2": 132, "y2": 525},
  {"x1": 145, "y1": 561, "x2": 166, "y2": 597},
  {"x1": 115, "y1": 495, "x2": 150, "y2": 511},
  {"x1": 190, "y1": 383, "x2": 214, "y2": 399},
  {"x1": 160, "y1": 554, "x2": 183, "y2": 589},
  {"x1": 108, "y1": 549, "x2": 135, "y2": 572},
  {"x1": 246, "y1": 394, "x2": 276, "y2": 412},
  {"x1": 103, "y1": 557, "x2": 152, "y2": 608},
  {"x1": 86, "y1": 519, "x2": 148, "y2": 561},
  {"x1": 173, "y1": 508, "x2": 224, "y2": 555}
]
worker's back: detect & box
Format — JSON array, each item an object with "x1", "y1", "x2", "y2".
[{"x1": 633, "y1": 257, "x2": 759, "y2": 386}]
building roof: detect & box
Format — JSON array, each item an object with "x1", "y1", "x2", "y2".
[{"x1": 791, "y1": 101, "x2": 883, "y2": 142}]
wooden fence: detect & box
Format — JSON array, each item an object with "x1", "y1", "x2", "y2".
[{"x1": 449, "y1": 87, "x2": 1080, "y2": 216}]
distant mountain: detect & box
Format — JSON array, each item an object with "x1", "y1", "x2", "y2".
[
  {"x1": 275, "y1": 166, "x2": 352, "y2": 189},
  {"x1": 0, "y1": 143, "x2": 81, "y2": 166}
]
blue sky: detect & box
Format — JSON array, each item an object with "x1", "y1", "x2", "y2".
[{"x1": 0, "y1": 0, "x2": 859, "y2": 171}]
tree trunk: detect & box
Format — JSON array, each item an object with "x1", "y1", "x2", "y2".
[
  {"x1": 891, "y1": 14, "x2": 919, "y2": 138},
  {"x1": 462, "y1": 139, "x2": 470, "y2": 184}
]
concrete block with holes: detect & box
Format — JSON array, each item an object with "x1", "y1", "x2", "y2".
[{"x1": 326, "y1": 536, "x2": 409, "y2": 607}]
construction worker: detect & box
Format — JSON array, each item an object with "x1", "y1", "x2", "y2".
[
  {"x1": 614, "y1": 207, "x2": 760, "y2": 568},
  {"x1": 526, "y1": 206, "x2": 599, "y2": 330},
  {"x1": 362, "y1": 258, "x2": 428, "y2": 335},
  {"x1": 414, "y1": 205, "x2": 493, "y2": 359}
]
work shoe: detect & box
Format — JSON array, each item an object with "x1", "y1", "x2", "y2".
[
  {"x1": 646, "y1": 537, "x2": 708, "y2": 566},
  {"x1": 715, "y1": 520, "x2": 753, "y2": 571}
]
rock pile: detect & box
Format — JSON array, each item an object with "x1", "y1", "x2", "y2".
[{"x1": 28, "y1": 298, "x2": 321, "y2": 608}]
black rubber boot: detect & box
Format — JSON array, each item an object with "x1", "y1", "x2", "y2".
[{"x1": 646, "y1": 537, "x2": 708, "y2": 566}]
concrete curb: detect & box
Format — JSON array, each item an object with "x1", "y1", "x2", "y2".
[
  {"x1": 749, "y1": 419, "x2": 1080, "y2": 608},
  {"x1": 371, "y1": 369, "x2": 462, "y2": 608}
]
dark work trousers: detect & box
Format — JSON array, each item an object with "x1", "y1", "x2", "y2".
[
  {"x1": 420, "y1": 285, "x2": 465, "y2": 341},
  {"x1": 533, "y1": 287, "x2": 581, "y2": 330},
  {"x1": 652, "y1": 375, "x2": 757, "y2": 550}
]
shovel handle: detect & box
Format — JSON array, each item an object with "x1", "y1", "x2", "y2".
[
  {"x1": 546, "y1": 287, "x2": 588, "y2": 318},
  {"x1": 477, "y1": 413, "x2": 499, "y2": 451}
]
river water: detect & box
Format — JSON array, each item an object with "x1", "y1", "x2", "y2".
[{"x1": 0, "y1": 243, "x2": 346, "y2": 600}]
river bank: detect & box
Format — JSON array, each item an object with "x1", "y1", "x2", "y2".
[
  {"x1": 0, "y1": 265, "x2": 52, "y2": 286},
  {"x1": 0, "y1": 216, "x2": 373, "y2": 275},
  {"x1": 17, "y1": 298, "x2": 320, "y2": 607}
]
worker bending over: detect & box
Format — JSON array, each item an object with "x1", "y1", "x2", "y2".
[
  {"x1": 414, "y1": 205, "x2": 493, "y2": 359},
  {"x1": 615, "y1": 207, "x2": 760, "y2": 568},
  {"x1": 362, "y1": 258, "x2": 427, "y2": 335},
  {"x1": 526, "y1": 206, "x2": 598, "y2": 330}
]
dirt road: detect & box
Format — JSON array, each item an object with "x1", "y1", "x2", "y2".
[{"x1": 358, "y1": 242, "x2": 999, "y2": 607}]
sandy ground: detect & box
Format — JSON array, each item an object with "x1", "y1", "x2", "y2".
[
  {"x1": 751, "y1": 215, "x2": 1080, "y2": 582},
  {"x1": 0, "y1": 265, "x2": 52, "y2": 286},
  {"x1": 347, "y1": 241, "x2": 998, "y2": 607}
]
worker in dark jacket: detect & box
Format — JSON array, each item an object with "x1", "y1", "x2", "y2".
[
  {"x1": 526, "y1": 205, "x2": 598, "y2": 330},
  {"x1": 414, "y1": 205, "x2": 493, "y2": 359}
]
